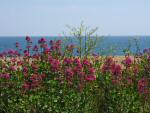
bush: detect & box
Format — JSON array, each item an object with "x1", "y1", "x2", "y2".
[{"x1": 0, "y1": 34, "x2": 150, "y2": 112}]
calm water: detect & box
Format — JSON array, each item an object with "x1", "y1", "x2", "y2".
[{"x1": 0, "y1": 36, "x2": 150, "y2": 55}]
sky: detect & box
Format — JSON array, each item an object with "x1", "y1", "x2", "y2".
[{"x1": 0, "y1": 0, "x2": 150, "y2": 36}]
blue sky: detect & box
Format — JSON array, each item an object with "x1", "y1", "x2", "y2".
[{"x1": 0, "y1": 0, "x2": 150, "y2": 36}]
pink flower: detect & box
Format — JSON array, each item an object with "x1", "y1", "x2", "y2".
[
  {"x1": 26, "y1": 45, "x2": 32, "y2": 49},
  {"x1": 8, "y1": 49, "x2": 15, "y2": 55},
  {"x1": 88, "y1": 67, "x2": 96, "y2": 74},
  {"x1": 85, "y1": 75, "x2": 96, "y2": 81},
  {"x1": 51, "y1": 59, "x2": 60, "y2": 71},
  {"x1": 74, "y1": 58, "x2": 81, "y2": 65},
  {"x1": 83, "y1": 59, "x2": 91, "y2": 67},
  {"x1": 41, "y1": 44, "x2": 48, "y2": 49},
  {"x1": 15, "y1": 42, "x2": 19, "y2": 47},
  {"x1": 138, "y1": 77, "x2": 149, "y2": 94},
  {"x1": 73, "y1": 66, "x2": 82, "y2": 74},
  {"x1": 22, "y1": 81, "x2": 30, "y2": 90},
  {"x1": 111, "y1": 63, "x2": 122, "y2": 76},
  {"x1": 31, "y1": 64, "x2": 39, "y2": 71},
  {"x1": 123, "y1": 56, "x2": 132, "y2": 67},
  {"x1": 48, "y1": 55, "x2": 53, "y2": 62},
  {"x1": 23, "y1": 67, "x2": 28, "y2": 73},
  {"x1": 33, "y1": 45, "x2": 38, "y2": 51},
  {"x1": 102, "y1": 64, "x2": 110, "y2": 74},
  {"x1": 10, "y1": 66, "x2": 17, "y2": 71},
  {"x1": 26, "y1": 36, "x2": 31, "y2": 42},
  {"x1": 65, "y1": 67, "x2": 74, "y2": 77},
  {"x1": 0, "y1": 73, "x2": 10, "y2": 79},
  {"x1": 105, "y1": 57, "x2": 114, "y2": 65},
  {"x1": 30, "y1": 74, "x2": 42, "y2": 82},
  {"x1": 63, "y1": 58, "x2": 73, "y2": 65},
  {"x1": 78, "y1": 72, "x2": 85, "y2": 77},
  {"x1": 56, "y1": 40, "x2": 62, "y2": 45},
  {"x1": 24, "y1": 51, "x2": 30, "y2": 57},
  {"x1": 102, "y1": 57, "x2": 115, "y2": 74},
  {"x1": 17, "y1": 61, "x2": 23, "y2": 65},
  {"x1": 148, "y1": 55, "x2": 150, "y2": 61},
  {"x1": 50, "y1": 40, "x2": 54, "y2": 45},
  {"x1": 38, "y1": 37, "x2": 46, "y2": 43}
]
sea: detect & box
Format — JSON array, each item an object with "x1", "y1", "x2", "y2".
[{"x1": 0, "y1": 36, "x2": 150, "y2": 55}]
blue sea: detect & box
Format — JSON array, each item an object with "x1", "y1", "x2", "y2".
[{"x1": 0, "y1": 36, "x2": 150, "y2": 55}]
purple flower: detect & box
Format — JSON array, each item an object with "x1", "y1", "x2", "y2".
[
  {"x1": 15, "y1": 42, "x2": 19, "y2": 48},
  {"x1": 65, "y1": 67, "x2": 74, "y2": 77},
  {"x1": 26, "y1": 36, "x2": 31, "y2": 42},
  {"x1": 63, "y1": 58, "x2": 73, "y2": 65},
  {"x1": 138, "y1": 77, "x2": 149, "y2": 94},
  {"x1": 33, "y1": 45, "x2": 38, "y2": 51},
  {"x1": 0, "y1": 73, "x2": 10, "y2": 79},
  {"x1": 10, "y1": 66, "x2": 17, "y2": 71},
  {"x1": 56, "y1": 40, "x2": 62, "y2": 45},
  {"x1": 38, "y1": 37, "x2": 46, "y2": 44},
  {"x1": 123, "y1": 56, "x2": 132, "y2": 67},
  {"x1": 85, "y1": 75, "x2": 96, "y2": 81},
  {"x1": 143, "y1": 48, "x2": 149, "y2": 54},
  {"x1": 50, "y1": 40, "x2": 54, "y2": 45}
]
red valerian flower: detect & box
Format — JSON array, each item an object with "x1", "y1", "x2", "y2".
[
  {"x1": 85, "y1": 74, "x2": 96, "y2": 81},
  {"x1": 123, "y1": 56, "x2": 132, "y2": 67},
  {"x1": 50, "y1": 40, "x2": 54, "y2": 45},
  {"x1": 31, "y1": 64, "x2": 39, "y2": 71},
  {"x1": 30, "y1": 74, "x2": 42, "y2": 88},
  {"x1": 10, "y1": 58, "x2": 17, "y2": 62},
  {"x1": 101, "y1": 57, "x2": 115, "y2": 74},
  {"x1": 82, "y1": 58, "x2": 91, "y2": 67},
  {"x1": 50, "y1": 59, "x2": 60, "y2": 71},
  {"x1": 65, "y1": 67, "x2": 74, "y2": 78},
  {"x1": 101, "y1": 64, "x2": 110, "y2": 74},
  {"x1": 73, "y1": 66, "x2": 83, "y2": 74},
  {"x1": 24, "y1": 51, "x2": 30, "y2": 57},
  {"x1": 138, "y1": 77, "x2": 149, "y2": 94},
  {"x1": 143, "y1": 48, "x2": 149, "y2": 54},
  {"x1": 78, "y1": 71, "x2": 85, "y2": 77},
  {"x1": 111, "y1": 63, "x2": 122, "y2": 76},
  {"x1": 8, "y1": 49, "x2": 15, "y2": 55},
  {"x1": 33, "y1": 45, "x2": 38, "y2": 51},
  {"x1": 15, "y1": 42, "x2": 19, "y2": 48},
  {"x1": 74, "y1": 58, "x2": 81, "y2": 65},
  {"x1": 105, "y1": 56, "x2": 114, "y2": 65},
  {"x1": 26, "y1": 45, "x2": 32, "y2": 49},
  {"x1": 26, "y1": 36, "x2": 31, "y2": 42},
  {"x1": 23, "y1": 67, "x2": 28, "y2": 73},
  {"x1": 0, "y1": 73, "x2": 10, "y2": 79},
  {"x1": 44, "y1": 47, "x2": 50, "y2": 54},
  {"x1": 63, "y1": 57, "x2": 73, "y2": 65},
  {"x1": 56, "y1": 40, "x2": 62, "y2": 45},
  {"x1": 148, "y1": 55, "x2": 150, "y2": 61},
  {"x1": 88, "y1": 67, "x2": 96, "y2": 74},
  {"x1": 9, "y1": 66, "x2": 17, "y2": 71},
  {"x1": 38, "y1": 37, "x2": 46, "y2": 43},
  {"x1": 17, "y1": 60, "x2": 23, "y2": 65},
  {"x1": 22, "y1": 81, "x2": 31, "y2": 90}
]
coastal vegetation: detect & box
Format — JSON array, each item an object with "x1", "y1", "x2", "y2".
[{"x1": 0, "y1": 25, "x2": 150, "y2": 113}]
